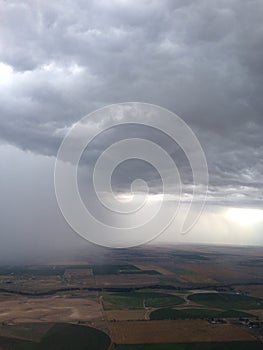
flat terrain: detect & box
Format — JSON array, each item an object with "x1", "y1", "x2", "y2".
[
  {"x1": 188, "y1": 292, "x2": 263, "y2": 309},
  {"x1": 95, "y1": 274, "x2": 160, "y2": 287},
  {"x1": 235, "y1": 285, "x2": 263, "y2": 298},
  {"x1": 0, "y1": 296, "x2": 103, "y2": 323},
  {"x1": 0, "y1": 245, "x2": 262, "y2": 348},
  {"x1": 150, "y1": 308, "x2": 256, "y2": 320},
  {"x1": 0, "y1": 323, "x2": 53, "y2": 342},
  {"x1": 0, "y1": 323, "x2": 111, "y2": 350},
  {"x1": 109, "y1": 320, "x2": 256, "y2": 344},
  {"x1": 116, "y1": 342, "x2": 263, "y2": 350},
  {"x1": 102, "y1": 291, "x2": 184, "y2": 310},
  {"x1": 105, "y1": 309, "x2": 146, "y2": 321},
  {"x1": 134, "y1": 265, "x2": 173, "y2": 275}
]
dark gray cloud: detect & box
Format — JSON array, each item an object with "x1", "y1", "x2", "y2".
[{"x1": 0, "y1": 0, "x2": 263, "y2": 209}]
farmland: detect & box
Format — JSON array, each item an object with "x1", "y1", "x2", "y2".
[
  {"x1": 0, "y1": 323, "x2": 111, "y2": 350},
  {"x1": 150, "y1": 308, "x2": 256, "y2": 320},
  {"x1": 105, "y1": 309, "x2": 146, "y2": 321},
  {"x1": 109, "y1": 320, "x2": 256, "y2": 344},
  {"x1": 102, "y1": 291, "x2": 184, "y2": 310},
  {"x1": 92, "y1": 265, "x2": 160, "y2": 275},
  {"x1": 0, "y1": 295, "x2": 103, "y2": 323},
  {"x1": 115, "y1": 342, "x2": 263, "y2": 350},
  {"x1": 95, "y1": 273, "x2": 160, "y2": 287},
  {"x1": 188, "y1": 292, "x2": 263, "y2": 309},
  {"x1": 0, "y1": 245, "x2": 262, "y2": 348}
]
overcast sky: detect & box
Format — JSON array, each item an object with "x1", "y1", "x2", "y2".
[{"x1": 0, "y1": 0, "x2": 263, "y2": 258}]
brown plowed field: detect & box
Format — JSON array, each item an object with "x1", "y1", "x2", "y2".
[
  {"x1": 109, "y1": 320, "x2": 256, "y2": 344},
  {"x1": 95, "y1": 274, "x2": 160, "y2": 287},
  {"x1": 134, "y1": 265, "x2": 172, "y2": 275},
  {"x1": 0, "y1": 296, "x2": 103, "y2": 323},
  {"x1": 105, "y1": 310, "x2": 146, "y2": 321}
]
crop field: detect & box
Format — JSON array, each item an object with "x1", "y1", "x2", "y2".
[
  {"x1": 157, "y1": 264, "x2": 219, "y2": 284},
  {"x1": 64, "y1": 268, "x2": 93, "y2": 276},
  {"x1": 102, "y1": 291, "x2": 184, "y2": 310},
  {"x1": 161, "y1": 266, "x2": 215, "y2": 285},
  {"x1": 0, "y1": 246, "x2": 262, "y2": 349},
  {"x1": 0, "y1": 275, "x2": 66, "y2": 293},
  {"x1": 95, "y1": 274, "x2": 160, "y2": 287},
  {"x1": 0, "y1": 323, "x2": 111, "y2": 350},
  {"x1": 105, "y1": 309, "x2": 146, "y2": 321},
  {"x1": 169, "y1": 253, "x2": 210, "y2": 261},
  {"x1": 234, "y1": 284, "x2": 263, "y2": 298},
  {"x1": 0, "y1": 323, "x2": 53, "y2": 342},
  {"x1": 134, "y1": 265, "x2": 174, "y2": 275},
  {"x1": 182, "y1": 264, "x2": 253, "y2": 284},
  {"x1": 188, "y1": 293, "x2": 263, "y2": 309},
  {"x1": 109, "y1": 320, "x2": 256, "y2": 344},
  {"x1": 150, "y1": 308, "x2": 256, "y2": 320},
  {"x1": 0, "y1": 266, "x2": 66, "y2": 276},
  {"x1": 63, "y1": 269, "x2": 95, "y2": 286},
  {"x1": 92, "y1": 265, "x2": 140, "y2": 275},
  {"x1": 0, "y1": 296, "x2": 103, "y2": 323},
  {"x1": 0, "y1": 266, "x2": 97, "y2": 293},
  {"x1": 115, "y1": 342, "x2": 263, "y2": 350},
  {"x1": 92, "y1": 264, "x2": 161, "y2": 276},
  {"x1": 159, "y1": 266, "x2": 197, "y2": 276}
]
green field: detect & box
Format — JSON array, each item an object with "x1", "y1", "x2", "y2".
[
  {"x1": 188, "y1": 293, "x2": 263, "y2": 309},
  {"x1": 92, "y1": 264, "x2": 140, "y2": 275},
  {"x1": 102, "y1": 291, "x2": 184, "y2": 309},
  {"x1": 150, "y1": 308, "x2": 256, "y2": 320},
  {"x1": 0, "y1": 337, "x2": 36, "y2": 350},
  {"x1": 0, "y1": 266, "x2": 66, "y2": 276},
  {"x1": 118, "y1": 270, "x2": 161, "y2": 275},
  {"x1": 0, "y1": 323, "x2": 111, "y2": 350},
  {"x1": 0, "y1": 264, "x2": 161, "y2": 277},
  {"x1": 38, "y1": 323, "x2": 110, "y2": 350},
  {"x1": 160, "y1": 267, "x2": 196, "y2": 275},
  {"x1": 170, "y1": 253, "x2": 210, "y2": 261},
  {"x1": 116, "y1": 342, "x2": 263, "y2": 350}
]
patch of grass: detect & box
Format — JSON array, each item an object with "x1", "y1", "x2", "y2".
[
  {"x1": 150, "y1": 308, "x2": 256, "y2": 320},
  {"x1": 144, "y1": 293, "x2": 184, "y2": 308},
  {"x1": 0, "y1": 266, "x2": 66, "y2": 276},
  {"x1": 170, "y1": 253, "x2": 210, "y2": 261},
  {"x1": 0, "y1": 337, "x2": 36, "y2": 350},
  {"x1": 119, "y1": 270, "x2": 161, "y2": 275},
  {"x1": 0, "y1": 323, "x2": 53, "y2": 342},
  {"x1": 39, "y1": 323, "x2": 111, "y2": 350},
  {"x1": 162, "y1": 267, "x2": 197, "y2": 275},
  {"x1": 0, "y1": 323, "x2": 111, "y2": 350},
  {"x1": 188, "y1": 293, "x2": 263, "y2": 309},
  {"x1": 62, "y1": 265, "x2": 91, "y2": 269},
  {"x1": 103, "y1": 292, "x2": 143, "y2": 309},
  {"x1": 102, "y1": 291, "x2": 184, "y2": 309},
  {"x1": 116, "y1": 342, "x2": 263, "y2": 350},
  {"x1": 219, "y1": 309, "x2": 256, "y2": 318},
  {"x1": 92, "y1": 265, "x2": 140, "y2": 275}
]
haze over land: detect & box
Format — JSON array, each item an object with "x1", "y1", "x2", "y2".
[{"x1": 0, "y1": 0, "x2": 263, "y2": 259}]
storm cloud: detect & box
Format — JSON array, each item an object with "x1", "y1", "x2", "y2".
[{"x1": 0, "y1": 0, "x2": 263, "y2": 252}]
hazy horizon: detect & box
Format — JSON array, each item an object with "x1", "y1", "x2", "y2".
[{"x1": 1, "y1": 0, "x2": 263, "y2": 260}]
